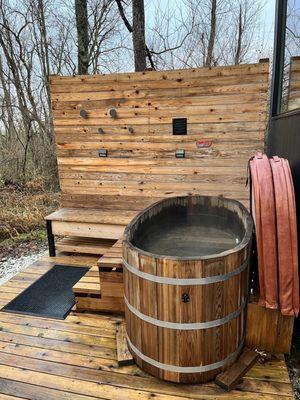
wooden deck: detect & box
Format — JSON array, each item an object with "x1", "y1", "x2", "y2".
[{"x1": 0, "y1": 252, "x2": 294, "y2": 399}]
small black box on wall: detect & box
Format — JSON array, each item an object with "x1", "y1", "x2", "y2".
[{"x1": 172, "y1": 118, "x2": 187, "y2": 135}]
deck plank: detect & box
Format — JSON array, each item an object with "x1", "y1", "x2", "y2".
[
  {"x1": 0, "y1": 253, "x2": 294, "y2": 400},
  {"x1": 0, "y1": 378, "x2": 104, "y2": 400}
]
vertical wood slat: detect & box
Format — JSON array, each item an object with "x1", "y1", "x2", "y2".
[{"x1": 123, "y1": 195, "x2": 253, "y2": 383}]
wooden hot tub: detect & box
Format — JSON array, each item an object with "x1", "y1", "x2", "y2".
[{"x1": 123, "y1": 195, "x2": 253, "y2": 383}]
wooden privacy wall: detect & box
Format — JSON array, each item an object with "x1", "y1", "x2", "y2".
[{"x1": 50, "y1": 60, "x2": 269, "y2": 211}]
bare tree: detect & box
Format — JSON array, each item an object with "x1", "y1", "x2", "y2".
[
  {"x1": 75, "y1": 0, "x2": 89, "y2": 74},
  {"x1": 132, "y1": 0, "x2": 147, "y2": 71},
  {"x1": 180, "y1": 0, "x2": 265, "y2": 68},
  {"x1": 0, "y1": 0, "x2": 270, "y2": 187},
  {"x1": 281, "y1": 0, "x2": 300, "y2": 112},
  {"x1": 231, "y1": 0, "x2": 265, "y2": 65},
  {"x1": 286, "y1": 0, "x2": 300, "y2": 56},
  {"x1": 0, "y1": 0, "x2": 126, "y2": 185},
  {"x1": 116, "y1": 0, "x2": 151, "y2": 70},
  {"x1": 116, "y1": 0, "x2": 193, "y2": 70},
  {"x1": 234, "y1": 3, "x2": 243, "y2": 64},
  {"x1": 88, "y1": 0, "x2": 124, "y2": 73},
  {"x1": 205, "y1": 0, "x2": 217, "y2": 67}
]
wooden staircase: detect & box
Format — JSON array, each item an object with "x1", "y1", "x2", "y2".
[
  {"x1": 56, "y1": 237, "x2": 115, "y2": 255},
  {"x1": 72, "y1": 239, "x2": 124, "y2": 313}
]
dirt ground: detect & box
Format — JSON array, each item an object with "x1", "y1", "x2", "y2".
[
  {"x1": 0, "y1": 178, "x2": 59, "y2": 255},
  {"x1": 0, "y1": 179, "x2": 58, "y2": 284},
  {"x1": 0, "y1": 179, "x2": 59, "y2": 244}
]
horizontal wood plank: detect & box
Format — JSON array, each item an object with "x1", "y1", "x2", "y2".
[{"x1": 0, "y1": 251, "x2": 294, "y2": 399}]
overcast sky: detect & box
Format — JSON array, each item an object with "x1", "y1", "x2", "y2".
[
  {"x1": 144, "y1": 0, "x2": 277, "y2": 60},
  {"x1": 263, "y1": 0, "x2": 276, "y2": 48}
]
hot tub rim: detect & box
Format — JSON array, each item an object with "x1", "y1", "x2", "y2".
[{"x1": 123, "y1": 195, "x2": 253, "y2": 261}]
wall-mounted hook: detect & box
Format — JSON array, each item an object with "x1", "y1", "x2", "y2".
[
  {"x1": 108, "y1": 108, "x2": 117, "y2": 119},
  {"x1": 79, "y1": 109, "x2": 87, "y2": 119},
  {"x1": 98, "y1": 128, "x2": 104, "y2": 134},
  {"x1": 128, "y1": 126, "x2": 134, "y2": 134}
]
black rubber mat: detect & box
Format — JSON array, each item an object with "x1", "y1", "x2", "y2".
[{"x1": 2, "y1": 265, "x2": 89, "y2": 319}]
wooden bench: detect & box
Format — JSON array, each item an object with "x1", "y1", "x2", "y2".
[{"x1": 45, "y1": 208, "x2": 136, "y2": 256}]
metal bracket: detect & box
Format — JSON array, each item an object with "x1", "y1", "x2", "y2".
[
  {"x1": 46, "y1": 220, "x2": 56, "y2": 257},
  {"x1": 175, "y1": 149, "x2": 185, "y2": 158},
  {"x1": 98, "y1": 149, "x2": 107, "y2": 157}
]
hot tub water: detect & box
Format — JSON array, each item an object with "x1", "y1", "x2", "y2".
[{"x1": 134, "y1": 212, "x2": 242, "y2": 257}]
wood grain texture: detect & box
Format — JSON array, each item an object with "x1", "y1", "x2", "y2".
[
  {"x1": 72, "y1": 240, "x2": 124, "y2": 313},
  {"x1": 50, "y1": 61, "x2": 269, "y2": 211},
  {"x1": 98, "y1": 239, "x2": 123, "y2": 269},
  {"x1": 215, "y1": 347, "x2": 259, "y2": 391},
  {"x1": 0, "y1": 250, "x2": 294, "y2": 399},
  {"x1": 51, "y1": 221, "x2": 124, "y2": 240},
  {"x1": 123, "y1": 195, "x2": 253, "y2": 383},
  {"x1": 116, "y1": 322, "x2": 134, "y2": 366},
  {"x1": 56, "y1": 237, "x2": 115, "y2": 255},
  {"x1": 245, "y1": 301, "x2": 294, "y2": 354}
]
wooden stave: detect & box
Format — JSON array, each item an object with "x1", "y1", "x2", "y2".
[
  {"x1": 123, "y1": 195, "x2": 252, "y2": 383},
  {"x1": 123, "y1": 246, "x2": 249, "y2": 382},
  {"x1": 125, "y1": 308, "x2": 246, "y2": 383}
]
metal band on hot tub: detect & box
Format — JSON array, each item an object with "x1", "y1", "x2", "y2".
[
  {"x1": 126, "y1": 333, "x2": 244, "y2": 373},
  {"x1": 122, "y1": 257, "x2": 249, "y2": 286},
  {"x1": 124, "y1": 296, "x2": 247, "y2": 330}
]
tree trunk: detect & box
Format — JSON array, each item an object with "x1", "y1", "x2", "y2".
[
  {"x1": 36, "y1": 0, "x2": 55, "y2": 145},
  {"x1": 205, "y1": 0, "x2": 217, "y2": 67},
  {"x1": 75, "y1": 0, "x2": 89, "y2": 74},
  {"x1": 132, "y1": 0, "x2": 147, "y2": 71},
  {"x1": 234, "y1": 4, "x2": 243, "y2": 65}
]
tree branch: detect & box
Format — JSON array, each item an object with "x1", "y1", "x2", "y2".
[
  {"x1": 115, "y1": 0, "x2": 132, "y2": 32},
  {"x1": 115, "y1": 0, "x2": 155, "y2": 70}
]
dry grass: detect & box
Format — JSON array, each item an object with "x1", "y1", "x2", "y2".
[{"x1": 0, "y1": 176, "x2": 60, "y2": 241}]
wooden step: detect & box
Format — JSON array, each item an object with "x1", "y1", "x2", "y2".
[
  {"x1": 56, "y1": 237, "x2": 116, "y2": 255},
  {"x1": 98, "y1": 239, "x2": 123, "y2": 269},
  {"x1": 73, "y1": 265, "x2": 124, "y2": 313},
  {"x1": 73, "y1": 266, "x2": 100, "y2": 295},
  {"x1": 76, "y1": 295, "x2": 125, "y2": 313},
  {"x1": 73, "y1": 240, "x2": 124, "y2": 313}
]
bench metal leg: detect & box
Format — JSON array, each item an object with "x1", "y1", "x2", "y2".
[{"x1": 46, "y1": 220, "x2": 56, "y2": 257}]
